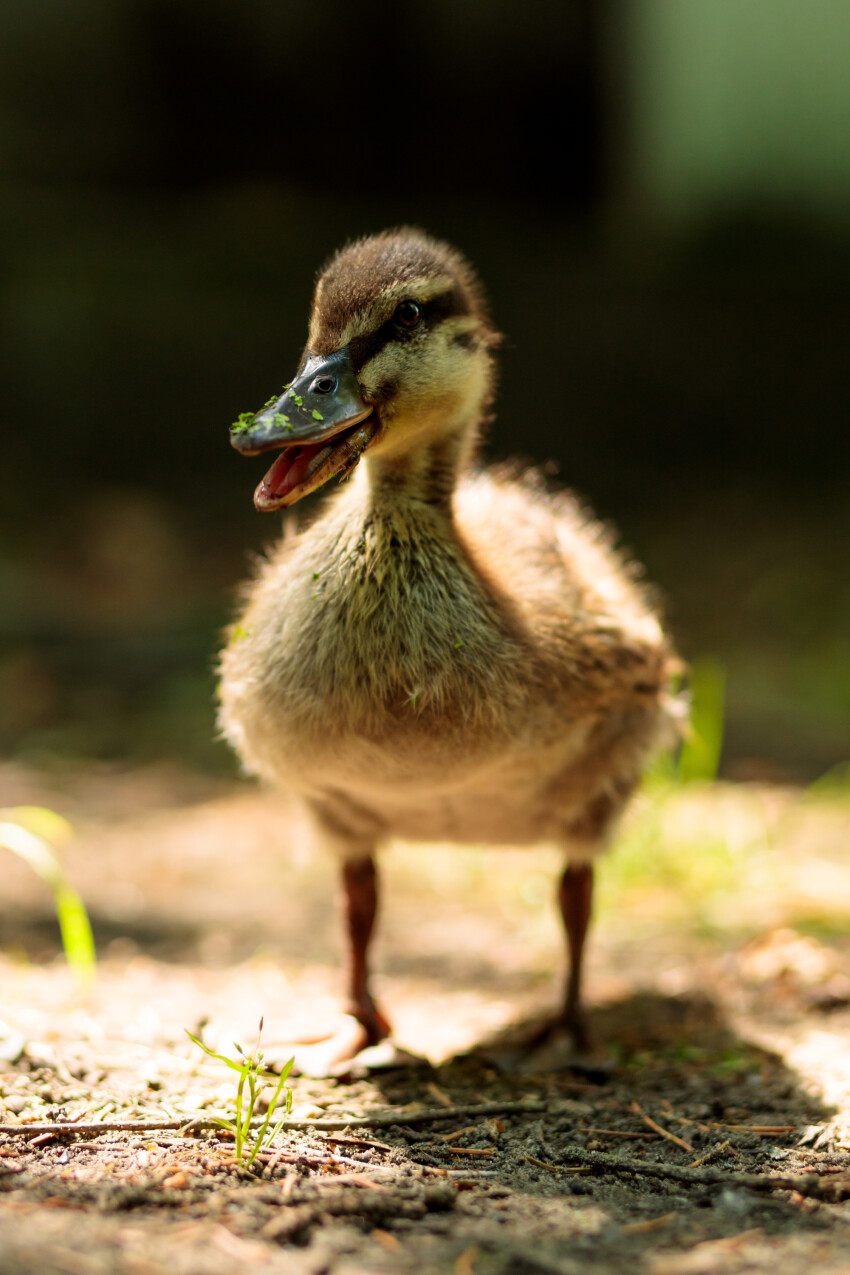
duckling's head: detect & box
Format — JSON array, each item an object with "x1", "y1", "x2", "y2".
[{"x1": 231, "y1": 229, "x2": 499, "y2": 510}]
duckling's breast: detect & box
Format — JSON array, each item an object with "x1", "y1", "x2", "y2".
[
  {"x1": 218, "y1": 493, "x2": 541, "y2": 790},
  {"x1": 218, "y1": 474, "x2": 680, "y2": 847}
]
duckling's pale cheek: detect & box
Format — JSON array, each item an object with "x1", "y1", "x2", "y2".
[
  {"x1": 405, "y1": 349, "x2": 489, "y2": 424},
  {"x1": 373, "y1": 389, "x2": 465, "y2": 443}
]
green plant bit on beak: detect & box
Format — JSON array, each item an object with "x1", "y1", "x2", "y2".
[
  {"x1": 292, "y1": 393, "x2": 303, "y2": 407},
  {"x1": 230, "y1": 412, "x2": 256, "y2": 434},
  {"x1": 312, "y1": 410, "x2": 324, "y2": 421}
]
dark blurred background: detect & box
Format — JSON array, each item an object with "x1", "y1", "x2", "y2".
[{"x1": 1, "y1": 0, "x2": 848, "y2": 781}]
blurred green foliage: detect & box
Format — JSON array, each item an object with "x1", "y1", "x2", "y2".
[
  {"x1": 600, "y1": 666, "x2": 848, "y2": 935},
  {"x1": 679, "y1": 660, "x2": 725, "y2": 785},
  {"x1": 0, "y1": 807, "x2": 96, "y2": 981}
]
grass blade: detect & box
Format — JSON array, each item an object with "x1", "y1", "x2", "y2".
[
  {"x1": 184, "y1": 1029, "x2": 258, "y2": 1075},
  {"x1": 54, "y1": 883, "x2": 97, "y2": 977},
  {"x1": 679, "y1": 659, "x2": 725, "y2": 784},
  {"x1": 186, "y1": 1026, "x2": 295, "y2": 1165},
  {"x1": 0, "y1": 810, "x2": 95, "y2": 982},
  {"x1": 247, "y1": 1063, "x2": 294, "y2": 1166},
  {"x1": 235, "y1": 1063, "x2": 249, "y2": 1161}
]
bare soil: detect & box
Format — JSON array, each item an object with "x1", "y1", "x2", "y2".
[{"x1": 1, "y1": 761, "x2": 849, "y2": 1274}]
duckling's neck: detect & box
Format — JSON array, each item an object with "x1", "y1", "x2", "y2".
[
  {"x1": 360, "y1": 408, "x2": 480, "y2": 515},
  {"x1": 361, "y1": 433, "x2": 466, "y2": 512}
]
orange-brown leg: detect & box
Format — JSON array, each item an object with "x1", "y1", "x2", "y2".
[
  {"x1": 341, "y1": 855, "x2": 390, "y2": 1044},
  {"x1": 278, "y1": 854, "x2": 390, "y2": 1077},
  {"x1": 475, "y1": 861, "x2": 596, "y2": 1071},
  {"x1": 558, "y1": 862, "x2": 594, "y2": 1052}
]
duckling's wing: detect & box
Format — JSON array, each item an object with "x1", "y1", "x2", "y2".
[{"x1": 454, "y1": 466, "x2": 682, "y2": 713}]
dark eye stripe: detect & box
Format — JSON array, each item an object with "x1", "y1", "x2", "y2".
[
  {"x1": 348, "y1": 318, "x2": 398, "y2": 372},
  {"x1": 420, "y1": 284, "x2": 469, "y2": 327},
  {"x1": 347, "y1": 286, "x2": 471, "y2": 372}
]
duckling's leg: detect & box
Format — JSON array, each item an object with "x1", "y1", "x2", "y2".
[
  {"x1": 341, "y1": 855, "x2": 391, "y2": 1044},
  {"x1": 280, "y1": 851, "x2": 399, "y2": 1078},
  {"x1": 473, "y1": 859, "x2": 599, "y2": 1073},
  {"x1": 558, "y1": 861, "x2": 594, "y2": 1053}
]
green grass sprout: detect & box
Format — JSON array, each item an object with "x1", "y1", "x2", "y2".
[
  {"x1": 679, "y1": 658, "x2": 725, "y2": 784},
  {"x1": 186, "y1": 1019, "x2": 294, "y2": 1167},
  {"x1": 599, "y1": 657, "x2": 779, "y2": 934},
  {"x1": 807, "y1": 759, "x2": 850, "y2": 801},
  {"x1": 0, "y1": 807, "x2": 96, "y2": 982}
]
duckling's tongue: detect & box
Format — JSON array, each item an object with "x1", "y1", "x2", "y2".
[
  {"x1": 260, "y1": 442, "x2": 331, "y2": 502},
  {"x1": 253, "y1": 415, "x2": 377, "y2": 510}
]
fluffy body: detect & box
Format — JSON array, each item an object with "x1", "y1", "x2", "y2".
[
  {"x1": 219, "y1": 462, "x2": 680, "y2": 861},
  {"x1": 218, "y1": 228, "x2": 682, "y2": 1062}
]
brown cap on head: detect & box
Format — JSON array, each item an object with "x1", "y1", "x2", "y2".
[{"x1": 308, "y1": 227, "x2": 496, "y2": 356}]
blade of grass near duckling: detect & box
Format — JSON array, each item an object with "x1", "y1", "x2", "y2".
[
  {"x1": 679, "y1": 658, "x2": 726, "y2": 784},
  {"x1": 185, "y1": 1028, "x2": 294, "y2": 1164},
  {"x1": 185, "y1": 1029, "x2": 262, "y2": 1075},
  {"x1": 182, "y1": 1033, "x2": 248, "y2": 1148},
  {"x1": 807, "y1": 759, "x2": 850, "y2": 801},
  {"x1": 0, "y1": 807, "x2": 96, "y2": 982},
  {"x1": 643, "y1": 657, "x2": 725, "y2": 788},
  {"x1": 601, "y1": 658, "x2": 764, "y2": 928},
  {"x1": 246, "y1": 1062, "x2": 294, "y2": 1166}
]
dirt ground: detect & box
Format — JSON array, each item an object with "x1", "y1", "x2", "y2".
[{"x1": 1, "y1": 760, "x2": 850, "y2": 1275}]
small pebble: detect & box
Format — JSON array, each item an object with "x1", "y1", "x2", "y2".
[{"x1": 717, "y1": 1188, "x2": 753, "y2": 1217}]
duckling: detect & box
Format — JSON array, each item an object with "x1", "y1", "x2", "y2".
[{"x1": 219, "y1": 228, "x2": 681, "y2": 1073}]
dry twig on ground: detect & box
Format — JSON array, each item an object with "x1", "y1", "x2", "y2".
[
  {"x1": 0, "y1": 1098, "x2": 548, "y2": 1141},
  {"x1": 563, "y1": 1145, "x2": 850, "y2": 1202},
  {"x1": 630, "y1": 1101, "x2": 694, "y2": 1152}
]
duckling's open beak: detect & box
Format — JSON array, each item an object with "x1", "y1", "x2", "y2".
[{"x1": 229, "y1": 347, "x2": 379, "y2": 510}]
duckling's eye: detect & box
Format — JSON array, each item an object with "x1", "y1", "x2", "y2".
[{"x1": 393, "y1": 301, "x2": 421, "y2": 330}]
